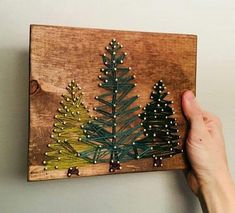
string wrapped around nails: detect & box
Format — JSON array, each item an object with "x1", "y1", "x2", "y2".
[
  {"x1": 80, "y1": 38, "x2": 143, "y2": 172},
  {"x1": 134, "y1": 80, "x2": 183, "y2": 167}
]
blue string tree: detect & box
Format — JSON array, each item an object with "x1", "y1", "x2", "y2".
[
  {"x1": 80, "y1": 38, "x2": 146, "y2": 172},
  {"x1": 135, "y1": 80, "x2": 184, "y2": 167}
]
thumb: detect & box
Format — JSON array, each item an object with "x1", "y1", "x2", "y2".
[{"x1": 182, "y1": 91, "x2": 205, "y2": 131}]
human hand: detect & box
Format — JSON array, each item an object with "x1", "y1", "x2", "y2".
[{"x1": 182, "y1": 90, "x2": 235, "y2": 212}]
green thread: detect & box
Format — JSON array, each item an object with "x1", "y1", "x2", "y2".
[
  {"x1": 43, "y1": 80, "x2": 91, "y2": 170},
  {"x1": 134, "y1": 80, "x2": 183, "y2": 167},
  {"x1": 80, "y1": 39, "x2": 143, "y2": 172}
]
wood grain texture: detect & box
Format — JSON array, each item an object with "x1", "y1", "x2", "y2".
[{"x1": 28, "y1": 24, "x2": 197, "y2": 181}]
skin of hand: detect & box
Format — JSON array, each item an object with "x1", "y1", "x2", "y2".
[{"x1": 182, "y1": 90, "x2": 235, "y2": 213}]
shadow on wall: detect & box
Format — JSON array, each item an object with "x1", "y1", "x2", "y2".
[
  {"x1": 173, "y1": 171, "x2": 200, "y2": 213},
  {"x1": 0, "y1": 48, "x2": 29, "y2": 181}
]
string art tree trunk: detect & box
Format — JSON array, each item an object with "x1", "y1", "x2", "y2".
[
  {"x1": 43, "y1": 80, "x2": 91, "y2": 175},
  {"x1": 136, "y1": 80, "x2": 183, "y2": 167},
  {"x1": 81, "y1": 39, "x2": 145, "y2": 172}
]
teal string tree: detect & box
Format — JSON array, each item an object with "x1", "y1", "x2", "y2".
[
  {"x1": 135, "y1": 80, "x2": 183, "y2": 167},
  {"x1": 80, "y1": 39, "x2": 146, "y2": 172}
]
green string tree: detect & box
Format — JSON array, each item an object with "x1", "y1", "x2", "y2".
[
  {"x1": 43, "y1": 80, "x2": 91, "y2": 175},
  {"x1": 135, "y1": 80, "x2": 183, "y2": 167},
  {"x1": 80, "y1": 39, "x2": 147, "y2": 172}
]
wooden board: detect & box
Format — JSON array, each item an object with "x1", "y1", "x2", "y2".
[{"x1": 28, "y1": 24, "x2": 196, "y2": 181}]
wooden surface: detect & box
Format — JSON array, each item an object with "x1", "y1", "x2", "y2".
[{"x1": 29, "y1": 24, "x2": 197, "y2": 181}]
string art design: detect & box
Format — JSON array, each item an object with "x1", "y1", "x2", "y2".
[
  {"x1": 80, "y1": 39, "x2": 145, "y2": 172},
  {"x1": 135, "y1": 80, "x2": 183, "y2": 167},
  {"x1": 43, "y1": 80, "x2": 91, "y2": 171},
  {"x1": 42, "y1": 41, "x2": 184, "y2": 175}
]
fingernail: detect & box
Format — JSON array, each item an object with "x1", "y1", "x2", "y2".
[{"x1": 185, "y1": 91, "x2": 195, "y2": 102}]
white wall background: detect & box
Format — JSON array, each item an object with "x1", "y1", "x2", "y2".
[{"x1": 0, "y1": 1, "x2": 234, "y2": 212}]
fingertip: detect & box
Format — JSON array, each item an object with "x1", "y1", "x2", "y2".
[
  {"x1": 181, "y1": 90, "x2": 195, "y2": 116},
  {"x1": 181, "y1": 90, "x2": 203, "y2": 123},
  {"x1": 182, "y1": 90, "x2": 195, "y2": 103}
]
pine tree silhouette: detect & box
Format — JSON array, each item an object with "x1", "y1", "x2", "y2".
[
  {"x1": 43, "y1": 80, "x2": 91, "y2": 171},
  {"x1": 80, "y1": 39, "x2": 145, "y2": 172},
  {"x1": 136, "y1": 80, "x2": 183, "y2": 167}
]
